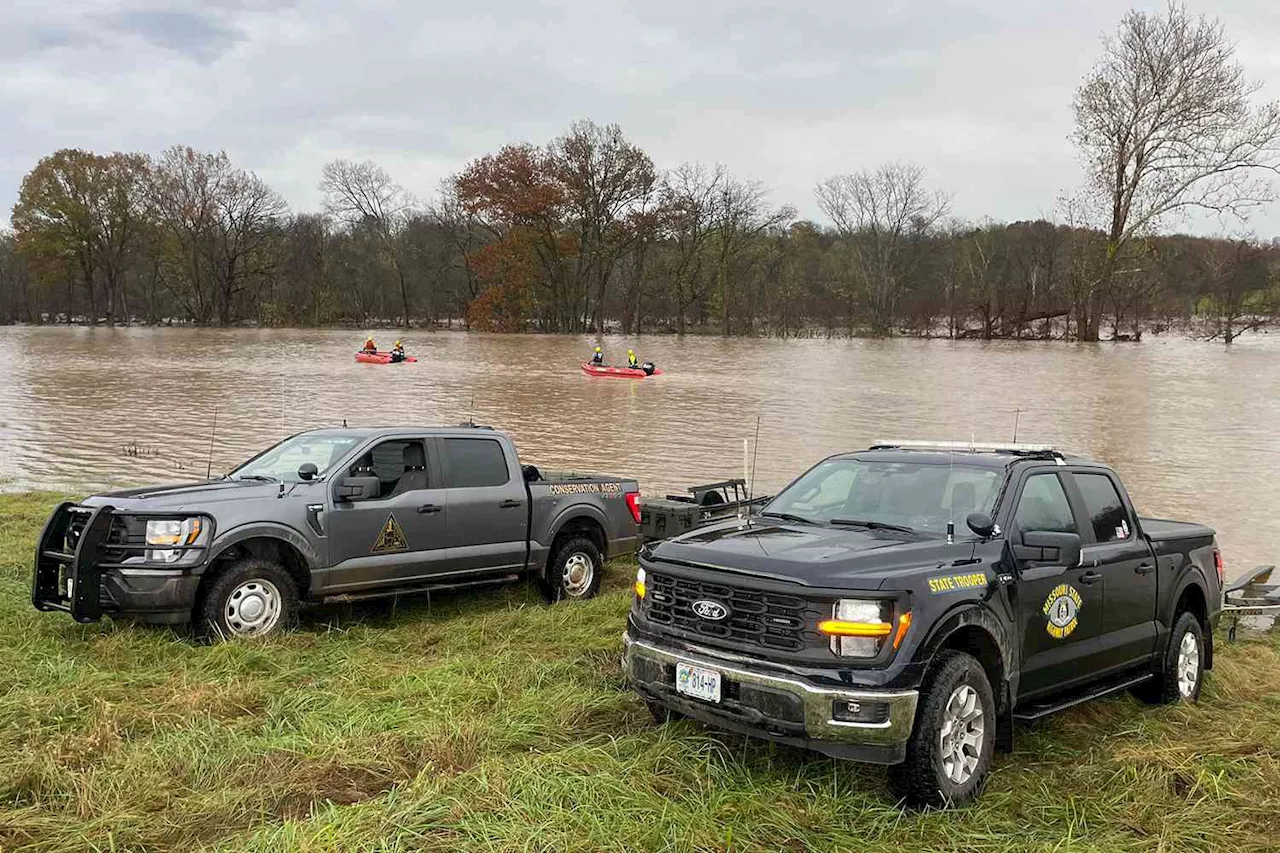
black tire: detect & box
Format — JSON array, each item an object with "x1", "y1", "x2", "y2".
[
  {"x1": 888, "y1": 650, "x2": 996, "y2": 808},
  {"x1": 1134, "y1": 611, "x2": 1204, "y2": 705},
  {"x1": 541, "y1": 536, "x2": 603, "y2": 603},
  {"x1": 196, "y1": 558, "x2": 298, "y2": 641}
]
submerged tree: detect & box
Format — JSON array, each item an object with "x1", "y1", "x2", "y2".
[
  {"x1": 320, "y1": 159, "x2": 417, "y2": 328},
  {"x1": 815, "y1": 162, "x2": 950, "y2": 334},
  {"x1": 1072, "y1": 2, "x2": 1280, "y2": 341}
]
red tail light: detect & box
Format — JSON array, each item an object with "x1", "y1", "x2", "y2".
[
  {"x1": 625, "y1": 491, "x2": 642, "y2": 525},
  {"x1": 1214, "y1": 550, "x2": 1224, "y2": 585}
]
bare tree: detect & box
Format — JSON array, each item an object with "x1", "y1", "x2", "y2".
[
  {"x1": 1198, "y1": 237, "x2": 1276, "y2": 343},
  {"x1": 708, "y1": 176, "x2": 793, "y2": 335},
  {"x1": 815, "y1": 162, "x2": 950, "y2": 333},
  {"x1": 321, "y1": 160, "x2": 416, "y2": 327},
  {"x1": 151, "y1": 147, "x2": 287, "y2": 325},
  {"x1": 1072, "y1": 2, "x2": 1280, "y2": 340}
]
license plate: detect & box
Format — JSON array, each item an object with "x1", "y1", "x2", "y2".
[{"x1": 676, "y1": 661, "x2": 722, "y2": 703}]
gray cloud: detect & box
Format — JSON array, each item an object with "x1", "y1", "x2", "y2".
[
  {"x1": 2, "y1": 0, "x2": 1279, "y2": 235},
  {"x1": 97, "y1": 8, "x2": 244, "y2": 63}
]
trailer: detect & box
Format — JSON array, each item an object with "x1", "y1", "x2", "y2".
[
  {"x1": 1223, "y1": 565, "x2": 1280, "y2": 641},
  {"x1": 638, "y1": 479, "x2": 770, "y2": 542}
]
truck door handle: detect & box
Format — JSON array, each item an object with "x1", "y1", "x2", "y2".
[
  {"x1": 499, "y1": 499, "x2": 522, "y2": 509},
  {"x1": 1135, "y1": 563, "x2": 1155, "y2": 575},
  {"x1": 417, "y1": 503, "x2": 442, "y2": 514},
  {"x1": 1079, "y1": 571, "x2": 1103, "y2": 585}
]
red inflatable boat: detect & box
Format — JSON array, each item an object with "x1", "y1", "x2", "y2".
[
  {"x1": 580, "y1": 361, "x2": 662, "y2": 379},
  {"x1": 355, "y1": 351, "x2": 418, "y2": 364}
]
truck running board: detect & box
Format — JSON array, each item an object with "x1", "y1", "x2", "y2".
[
  {"x1": 1013, "y1": 671, "x2": 1154, "y2": 722},
  {"x1": 320, "y1": 574, "x2": 521, "y2": 604}
]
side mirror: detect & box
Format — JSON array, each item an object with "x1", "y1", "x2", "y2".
[
  {"x1": 966, "y1": 511, "x2": 995, "y2": 538},
  {"x1": 336, "y1": 475, "x2": 380, "y2": 502},
  {"x1": 1015, "y1": 530, "x2": 1082, "y2": 568},
  {"x1": 298, "y1": 462, "x2": 319, "y2": 482}
]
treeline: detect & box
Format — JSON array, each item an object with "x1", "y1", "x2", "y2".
[
  {"x1": 5, "y1": 6, "x2": 1280, "y2": 342},
  {"x1": 1, "y1": 128, "x2": 1277, "y2": 342}
]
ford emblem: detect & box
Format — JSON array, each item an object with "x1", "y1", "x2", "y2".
[{"x1": 691, "y1": 599, "x2": 729, "y2": 621}]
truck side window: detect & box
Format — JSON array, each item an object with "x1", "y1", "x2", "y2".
[
  {"x1": 349, "y1": 439, "x2": 428, "y2": 498},
  {"x1": 443, "y1": 438, "x2": 509, "y2": 488},
  {"x1": 1074, "y1": 473, "x2": 1131, "y2": 542},
  {"x1": 1014, "y1": 474, "x2": 1076, "y2": 534}
]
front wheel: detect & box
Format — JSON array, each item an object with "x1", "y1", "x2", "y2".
[
  {"x1": 889, "y1": 650, "x2": 996, "y2": 808},
  {"x1": 1135, "y1": 610, "x2": 1204, "y2": 705},
  {"x1": 542, "y1": 536, "x2": 603, "y2": 603},
  {"x1": 196, "y1": 558, "x2": 298, "y2": 641}
]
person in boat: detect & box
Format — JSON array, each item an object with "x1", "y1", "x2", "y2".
[
  {"x1": 591, "y1": 346, "x2": 604, "y2": 366},
  {"x1": 362, "y1": 337, "x2": 378, "y2": 354},
  {"x1": 627, "y1": 349, "x2": 639, "y2": 368},
  {"x1": 390, "y1": 340, "x2": 406, "y2": 363}
]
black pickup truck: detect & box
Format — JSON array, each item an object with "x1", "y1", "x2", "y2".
[
  {"x1": 625, "y1": 441, "x2": 1224, "y2": 806},
  {"x1": 33, "y1": 425, "x2": 640, "y2": 638}
]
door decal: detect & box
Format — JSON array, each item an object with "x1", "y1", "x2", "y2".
[
  {"x1": 371, "y1": 513, "x2": 409, "y2": 554},
  {"x1": 1043, "y1": 584, "x2": 1083, "y2": 639}
]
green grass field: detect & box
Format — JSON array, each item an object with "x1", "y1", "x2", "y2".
[{"x1": 1, "y1": 492, "x2": 1278, "y2": 852}]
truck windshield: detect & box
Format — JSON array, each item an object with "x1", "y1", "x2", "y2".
[
  {"x1": 228, "y1": 434, "x2": 362, "y2": 483},
  {"x1": 762, "y1": 458, "x2": 1001, "y2": 536}
]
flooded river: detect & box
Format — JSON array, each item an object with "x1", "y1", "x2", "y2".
[{"x1": 2, "y1": 326, "x2": 1278, "y2": 576}]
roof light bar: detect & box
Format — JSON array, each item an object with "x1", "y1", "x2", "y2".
[{"x1": 870, "y1": 439, "x2": 1061, "y2": 454}]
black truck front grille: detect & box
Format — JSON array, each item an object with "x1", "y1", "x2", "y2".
[{"x1": 645, "y1": 572, "x2": 821, "y2": 652}]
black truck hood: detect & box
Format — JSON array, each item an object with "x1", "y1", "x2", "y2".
[
  {"x1": 649, "y1": 518, "x2": 979, "y2": 588},
  {"x1": 83, "y1": 479, "x2": 280, "y2": 509}
]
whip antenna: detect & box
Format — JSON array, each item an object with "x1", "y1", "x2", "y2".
[
  {"x1": 946, "y1": 443, "x2": 955, "y2": 545},
  {"x1": 746, "y1": 416, "x2": 762, "y2": 526},
  {"x1": 205, "y1": 406, "x2": 219, "y2": 480}
]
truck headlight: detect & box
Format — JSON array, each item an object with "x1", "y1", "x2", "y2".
[
  {"x1": 146, "y1": 518, "x2": 204, "y2": 563},
  {"x1": 819, "y1": 598, "x2": 897, "y2": 658},
  {"x1": 633, "y1": 566, "x2": 647, "y2": 599}
]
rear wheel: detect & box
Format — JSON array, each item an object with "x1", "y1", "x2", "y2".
[
  {"x1": 889, "y1": 650, "x2": 996, "y2": 808},
  {"x1": 542, "y1": 536, "x2": 603, "y2": 602},
  {"x1": 1134, "y1": 610, "x2": 1204, "y2": 705},
  {"x1": 196, "y1": 558, "x2": 297, "y2": 641}
]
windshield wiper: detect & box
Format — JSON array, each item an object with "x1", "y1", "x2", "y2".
[
  {"x1": 231, "y1": 474, "x2": 278, "y2": 483},
  {"x1": 830, "y1": 518, "x2": 917, "y2": 534},
  {"x1": 759, "y1": 511, "x2": 815, "y2": 525}
]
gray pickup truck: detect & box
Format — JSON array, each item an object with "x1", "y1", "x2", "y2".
[{"x1": 33, "y1": 425, "x2": 640, "y2": 638}]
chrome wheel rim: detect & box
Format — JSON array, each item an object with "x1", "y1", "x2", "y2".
[
  {"x1": 225, "y1": 579, "x2": 282, "y2": 636},
  {"x1": 939, "y1": 684, "x2": 985, "y2": 786},
  {"x1": 1177, "y1": 631, "x2": 1200, "y2": 697},
  {"x1": 562, "y1": 552, "x2": 595, "y2": 597}
]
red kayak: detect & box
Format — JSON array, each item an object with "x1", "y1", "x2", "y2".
[
  {"x1": 581, "y1": 361, "x2": 662, "y2": 379},
  {"x1": 356, "y1": 351, "x2": 418, "y2": 364}
]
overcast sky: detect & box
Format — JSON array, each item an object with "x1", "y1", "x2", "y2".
[{"x1": 4, "y1": 0, "x2": 1280, "y2": 235}]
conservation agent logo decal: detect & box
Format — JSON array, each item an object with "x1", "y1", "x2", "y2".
[
  {"x1": 371, "y1": 513, "x2": 409, "y2": 554},
  {"x1": 1043, "y1": 583, "x2": 1083, "y2": 639}
]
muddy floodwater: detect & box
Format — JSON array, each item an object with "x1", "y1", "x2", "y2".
[{"x1": 2, "y1": 326, "x2": 1279, "y2": 577}]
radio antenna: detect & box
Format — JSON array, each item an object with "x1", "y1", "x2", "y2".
[
  {"x1": 1012, "y1": 408, "x2": 1020, "y2": 443},
  {"x1": 205, "y1": 405, "x2": 219, "y2": 480},
  {"x1": 946, "y1": 443, "x2": 955, "y2": 545},
  {"x1": 746, "y1": 416, "x2": 762, "y2": 527}
]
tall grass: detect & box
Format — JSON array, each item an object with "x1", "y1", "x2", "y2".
[{"x1": 1, "y1": 492, "x2": 1278, "y2": 851}]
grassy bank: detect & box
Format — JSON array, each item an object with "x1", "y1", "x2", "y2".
[{"x1": 1, "y1": 493, "x2": 1278, "y2": 852}]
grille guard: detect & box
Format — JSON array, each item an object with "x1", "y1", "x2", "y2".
[{"x1": 32, "y1": 503, "x2": 214, "y2": 623}]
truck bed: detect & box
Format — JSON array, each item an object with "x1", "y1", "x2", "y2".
[{"x1": 1141, "y1": 517, "x2": 1216, "y2": 542}]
